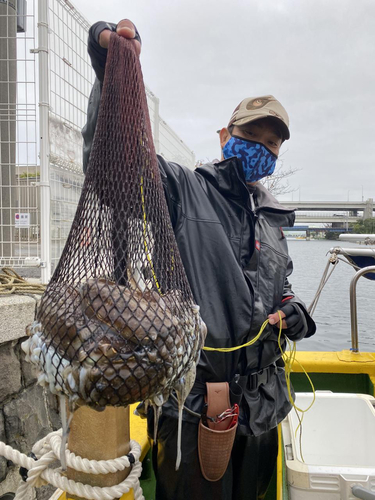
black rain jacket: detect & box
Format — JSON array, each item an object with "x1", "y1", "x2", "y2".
[
  {"x1": 155, "y1": 157, "x2": 315, "y2": 435},
  {"x1": 82, "y1": 23, "x2": 316, "y2": 436}
]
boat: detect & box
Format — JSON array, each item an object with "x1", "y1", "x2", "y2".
[
  {"x1": 327, "y1": 234, "x2": 375, "y2": 281},
  {"x1": 338, "y1": 233, "x2": 375, "y2": 246}
]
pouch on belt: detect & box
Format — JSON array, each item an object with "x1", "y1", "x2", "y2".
[{"x1": 198, "y1": 382, "x2": 238, "y2": 482}]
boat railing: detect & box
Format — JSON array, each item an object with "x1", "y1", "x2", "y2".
[{"x1": 350, "y1": 265, "x2": 375, "y2": 352}]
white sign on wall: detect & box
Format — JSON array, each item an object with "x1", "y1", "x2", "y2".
[{"x1": 15, "y1": 213, "x2": 30, "y2": 228}]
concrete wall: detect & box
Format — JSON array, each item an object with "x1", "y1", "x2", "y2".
[{"x1": 0, "y1": 296, "x2": 60, "y2": 500}]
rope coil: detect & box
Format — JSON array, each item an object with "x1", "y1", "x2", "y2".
[
  {"x1": 0, "y1": 268, "x2": 45, "y2": 296},
  {"x1": 0, "y1": 429, "x2": 144, "y2": 500}
]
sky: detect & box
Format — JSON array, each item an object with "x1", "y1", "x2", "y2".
[{"x1": 71, "y1": 0, "x2": 375, "y2": 202}]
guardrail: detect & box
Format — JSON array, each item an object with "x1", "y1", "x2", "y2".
[{"x1": 350, "y1": 266, "x2": 375, "y2": 352}]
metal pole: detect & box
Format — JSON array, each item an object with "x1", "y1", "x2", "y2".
[
  {"x1": 349, "y1": 265, "x2": 375, "y2": 352},
  {"x1": 37, "y1": 0, "x2": 51, "y2": 282},
  {"x1": 0, "y1": 0, "x2": 17, "y2": 261},
  {"x1": 364, "y1": 198, "x2": 374, "y2": 220}
]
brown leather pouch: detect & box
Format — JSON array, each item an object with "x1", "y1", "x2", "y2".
[{"x1": 198, "y1": 382, "x2": 238, "y2": 481}]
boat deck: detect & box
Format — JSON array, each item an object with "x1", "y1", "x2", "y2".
[{"x1": 54, "y1": 349, "x2": 375, "y2": 500}]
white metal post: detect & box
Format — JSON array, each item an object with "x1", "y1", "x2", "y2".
[{"x1": 37, "y1": 0, "x2": 51, "y2": 282}]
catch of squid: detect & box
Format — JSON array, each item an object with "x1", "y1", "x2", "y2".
[{"x1": 22, "y1": 275, "x2": 206, "y2": 468}]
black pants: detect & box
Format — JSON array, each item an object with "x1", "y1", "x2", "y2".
[{"x1": 151, "y1": 415, "x2": 278, "y2": 500}]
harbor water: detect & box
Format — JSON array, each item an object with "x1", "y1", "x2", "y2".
[{"x1": 287, "y1": 239, "x2": 375, "y2": 352}]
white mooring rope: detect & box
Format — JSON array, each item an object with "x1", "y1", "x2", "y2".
[
  {"x1": 308, "y1": 252, "x2": 339, "y2": 316},
  {"x1": 0, "y1": 429, "x2": 144, "y2": 500}
]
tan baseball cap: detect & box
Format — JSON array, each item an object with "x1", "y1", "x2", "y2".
[{"x1": 228, "y1": 95, "x2": 290, "y2": 140}]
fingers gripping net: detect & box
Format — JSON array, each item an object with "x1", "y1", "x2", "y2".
[{"x1": 23, "y1": 34, "x2": 206, "y2": 412}]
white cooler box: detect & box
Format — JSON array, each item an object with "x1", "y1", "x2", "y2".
[{"x1": 281, "y1": 392, "x2": 375, "y2": 500}]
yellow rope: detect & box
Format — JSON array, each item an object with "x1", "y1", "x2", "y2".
[
  {"x1": 202, "y1": 318, "x2": 270, "y2": 352},
  {"x1": 202, "y1": 310, "x2": 316, "y2": 450},
  {"x1": 0, "y1": 267, "x2": 45, "y2": 295},
  {"x1": 278, "y1": 329, "x2": 316, "y2": 414},
  {"x1": 276, "y1": 311, "x2": 315, "y2": 462},
  {"x1": 140, "y1": 176, "x2": 161, "y2": 293}
]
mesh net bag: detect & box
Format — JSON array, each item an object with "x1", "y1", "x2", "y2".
[{"x1": 23, "y1": 34, "x2": 206, "y2": 426}]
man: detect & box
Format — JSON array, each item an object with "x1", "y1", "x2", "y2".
[{"x1": 82, "y1": 19, "x2": 316, "y2": 500}]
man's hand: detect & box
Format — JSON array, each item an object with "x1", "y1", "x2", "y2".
[
  {"x1": 99, "y1": 19, "x2": 141, "y2": 56},
  {"x1": 268, "y1": 302, "x2": 309, "y2": 341},
  {"x1": 268, "y1": 310, "x2": 287, "y2": 329}
]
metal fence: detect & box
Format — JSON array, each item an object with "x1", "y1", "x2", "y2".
[
  {"x1": 46, "y1": 0, "x2": 94, "y2": 277},
  {"x1": 0, "y1": 0, "x2": 196, "y2": 282},
  {"x1": 0, "y1": 0, "x2": 39, "y2": 268}
]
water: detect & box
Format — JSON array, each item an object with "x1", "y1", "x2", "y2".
[{"x1": 286, "y1": 239, "x2": 375, "y2": 352}]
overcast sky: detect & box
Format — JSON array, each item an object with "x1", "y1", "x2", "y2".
[{"x1": 72, "y1": 0, "x2": 375, "y2": 201}]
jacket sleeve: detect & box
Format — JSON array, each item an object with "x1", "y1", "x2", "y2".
[
  {"x1": 82, "y1": 78, "x2": 101, "y2": 174},
  {"x1": 87, "y1": 21, "x2": 117, "y2": 82},
  {"x1": 81, "y1": 22, "x2": 116, "y2": 173},
  {"x1": 157, "y1": 156, "x2": 185, "y2": 231}
]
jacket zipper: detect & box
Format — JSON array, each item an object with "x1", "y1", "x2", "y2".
[{"x1": 261, "y1": 241, "x2": 288, "y2": 259}]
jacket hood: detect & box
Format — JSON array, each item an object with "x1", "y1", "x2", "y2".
[{"x1": 196, "y1": 158, "x2": 296, "y2": 215}]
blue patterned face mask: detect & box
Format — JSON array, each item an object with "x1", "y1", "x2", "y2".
[{"x1": 222, "y1": 135, "x2": 277, "y2": 183}]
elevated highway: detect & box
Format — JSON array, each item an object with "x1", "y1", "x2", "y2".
[
  {"x1": 294, "y1": 214, "x2": 358, "y2": 224},
  {"x1": 279, "y1": 198, "x2": 374, "y2": 219}
]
